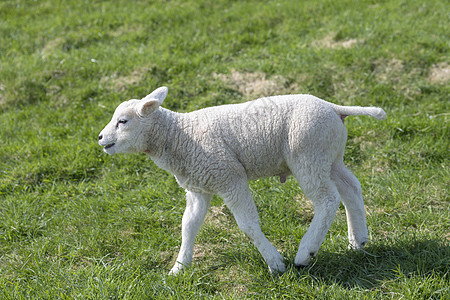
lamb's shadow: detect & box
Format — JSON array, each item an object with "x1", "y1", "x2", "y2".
[
  {"x1": 211, "y1": 238, "x2": 449, "y2": 289},
  {"x1": 294, "y1": 238, "x2": 449, "y2": 289}
]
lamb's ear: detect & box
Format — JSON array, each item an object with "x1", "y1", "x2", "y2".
[
  {"x1": 136, "y1": 86, "x2": 168, "y2": 118},
  {"x1": 142, "y1": 86, "x2": 168, "y2": 105},
  {"x1": 136, "y1": 99, "x2": 160, "y2": 118}
]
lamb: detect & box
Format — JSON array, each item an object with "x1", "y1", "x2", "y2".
[{"x1": 98, "y1": 86, "x2": 386, "y2": 275}]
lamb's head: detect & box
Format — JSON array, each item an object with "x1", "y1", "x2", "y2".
[{"x1": 98, "y1": 86, "x2": 168, "y2": 154}]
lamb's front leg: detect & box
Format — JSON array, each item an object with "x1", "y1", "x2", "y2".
[
  {"x1": 169, "y1": 191, "x2": 212, "y2": 275},
  {"x1": 219, "y1": 183, "x2": 286, "y2": 274}
]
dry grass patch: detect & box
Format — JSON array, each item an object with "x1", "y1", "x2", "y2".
[
  {"x1": 205, "y1": 204, "x2": 233, "y2": 228},
  {"x1": 366, "y1": 205, "x2": 389, "y2": 217},
  {"x1": 217, "y1": 265, "x2": 250, "y2": 296},
  {"x1": 102, "y1": 67, "x2": 148, "y2": 91},
  {"x1": 192, "y1": 244, "x2": 213, "y2": 260},
  {"x1": 371, "y1": 58, "x2": 424, "y2": 99},
  {"x1": 214, "y1": 69, "x2": 298, "y2": 98},
  {"x1": 428, "y1": 62, "x2": 450, "y2": 84},
  {"x1": 110, "y1": 24, "x2": 144, "y2": 38},
  {"x1": 41, "y1": 37, "x2": 64, "y2": 58},
  {"x1": 0, "y1": 252, "x2": 21, "y2": 279},
  {"x1": 312, "y1": 32, "x2": 360, "y2": 49},
  {"x1": 444, "y1": 232, "x2": 450, "y2": 242},
  {"x1": 294, "y1": 193, "x2": 315, "y2": 223},
  {"x1": 195, "y1": 205, "x2": 235, "y2": 260},
  {"x1": 119, "y1": 228, "x2": 141, "y2": 240},
  {"x1": 372, "y1": 58, "x2": 405, "y2": 82}
]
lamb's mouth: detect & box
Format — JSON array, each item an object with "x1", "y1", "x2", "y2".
[{"x1": 104, "y1": 143, "x2": 115, "y2": 149}]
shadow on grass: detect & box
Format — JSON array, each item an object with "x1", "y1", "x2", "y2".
[
  {"x1": 203, "y1": 238, "x2": 449, "y2": 290},
  {"x1": 293, "y1": 238, "x2": 449, "y2": 289}
]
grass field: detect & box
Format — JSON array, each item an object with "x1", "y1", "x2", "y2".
[{"x1": 0, "y1": 0, "x2": 449, "y2": 298}]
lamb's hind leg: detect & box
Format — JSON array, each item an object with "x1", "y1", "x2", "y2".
[
  {"x1": 170, "y1": 191, "x2": 212, "y2": 275},
  {"x1": 331, "y1": 161, "x2": 369, "y2": 249},
  {"x1": 294, "y1": 174, "x2": 341, "y2": 267},
  {"x1": 219, "y1": 181, "x2": 286, "y2": 274}
]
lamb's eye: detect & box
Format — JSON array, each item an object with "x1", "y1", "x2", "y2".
[{"x1": 116, "y1": 119, "x2": 128, "y2": 128}]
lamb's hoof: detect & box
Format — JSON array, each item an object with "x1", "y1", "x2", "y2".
[
  {"x1": 267, "y1": 253, "x2": 286, "y2": 274},
  {"x1": 294, "y1": 251, "x2": 314, "y2": 267},
  {"x1": 269, "y1": 263, "x2": 286, "y2": 274},
  {"x1": 349, "y1": 240, "x2": 369, "y2": 250},
  {"x1": 168, "y1": 263, "x2": 185, "y2": 276},
  {"x1": 168, "y1": 269, "x2": 179, "y2": 276},
  {"x1": 269, "y1": 266, "x2": 286, "y2": 275}
]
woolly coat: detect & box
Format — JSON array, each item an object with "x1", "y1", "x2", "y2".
[{"x1": 143, "y1": 95, "x2": 347, "y2": 195}]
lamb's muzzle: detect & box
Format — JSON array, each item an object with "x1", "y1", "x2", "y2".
[{"x1": 98, "y1": 86, "x2": 386, "y2": 275}]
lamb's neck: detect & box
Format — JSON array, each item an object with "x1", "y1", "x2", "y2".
[{"x1": 142, "y1": 108, "x2": 187, "y2": 162}]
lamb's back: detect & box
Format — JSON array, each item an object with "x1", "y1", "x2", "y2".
[{"x1": 187, "y1": 95, "x2": 342, "y2": 180}]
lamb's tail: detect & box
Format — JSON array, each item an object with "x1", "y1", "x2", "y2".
[{"x1": 332, "y1": 104, "x2": 387, "y2": 120}]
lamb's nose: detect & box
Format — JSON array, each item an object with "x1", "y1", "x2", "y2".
[{"x1": 98, "y1": 134, "x2": 103, "y2": 141}]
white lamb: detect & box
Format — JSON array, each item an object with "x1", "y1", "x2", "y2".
[{"x1": 98, "y1": 86, "x2": 386, "y2": 274}]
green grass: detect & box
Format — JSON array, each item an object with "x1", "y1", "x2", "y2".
[{"x1": 0, "y1": 0, "x2": 449, "y2": 298}]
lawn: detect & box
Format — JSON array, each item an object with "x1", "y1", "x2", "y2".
[{"x1": 0, "y1": 0, "x2": 449, "y2": 298}]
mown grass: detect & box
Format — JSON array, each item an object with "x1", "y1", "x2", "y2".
[{"x1": 0, "y1": 0, "x2": 448, "y2": 298}]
